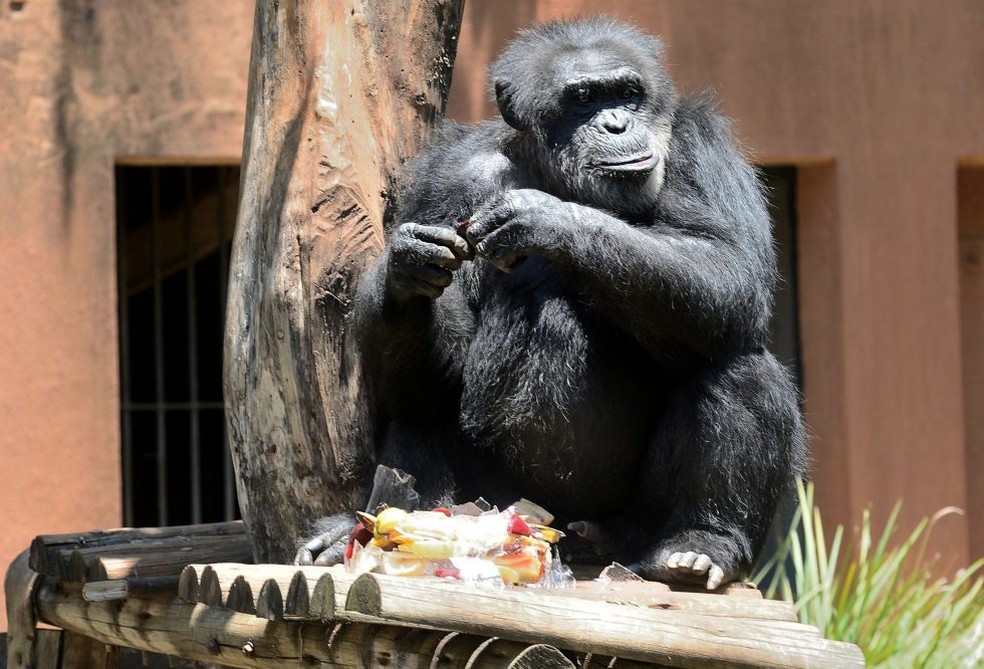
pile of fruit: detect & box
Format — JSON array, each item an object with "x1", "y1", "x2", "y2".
[{"x1": 345, "y1": 503, "x2": 566, "y2": 585}]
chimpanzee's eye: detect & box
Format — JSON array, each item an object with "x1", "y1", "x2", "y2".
[
  {"x1": 621, "y1": 86, "x2": 638, "y2": 100},
  {"x1": 576, "y1": 87, "x2": 592, "y2": 103}
]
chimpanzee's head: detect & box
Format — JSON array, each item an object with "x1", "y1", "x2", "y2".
[{"x1": 490, "y1": 17, "x2": 678, "y2": 214}]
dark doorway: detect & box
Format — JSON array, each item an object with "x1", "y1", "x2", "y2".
[
  {"x1": 115, "y1": 164, "x2": 241, "y2": 527},
  {"x1": 763, "y1": 165, "x2": 802, "y2": 390}
]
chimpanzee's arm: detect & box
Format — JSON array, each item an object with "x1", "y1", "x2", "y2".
[
  {"x1": 351, "y1": 122, "x2": 521, "y2": 393},
  {"x1": 466, "y1": 100, "x2": 775, "y2": 359}
]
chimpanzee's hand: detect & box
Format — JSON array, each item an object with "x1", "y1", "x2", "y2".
[
  {"x1": 294, "y1": 512, "x2": 356, "y2": 566},
  {"x1": 466, "y1": 189, "x2": 573, "y2": 272},
  {"x1": 386, "y1": 223, "x2": 473, "y2": 300}
]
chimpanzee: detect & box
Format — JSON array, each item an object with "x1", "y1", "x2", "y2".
[{"x1": 296, "y1": 17, "x2": 806, "y2": 590}]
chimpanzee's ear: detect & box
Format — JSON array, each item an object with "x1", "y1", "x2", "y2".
[{"x1": 494, "y1": 80, "x2": 526, "y2": 131}]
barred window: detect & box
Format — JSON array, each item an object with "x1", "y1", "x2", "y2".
[{"x1": 115, "y1": 164, "x2": 241, "y2": 527}]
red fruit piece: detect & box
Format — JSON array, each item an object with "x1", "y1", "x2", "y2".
[
  {"x1": 345, "y1": 522, "x2": 374, "y2": 561},
  {"x1": 432, "y1": 507, "x2": 452, "y2": 517},
  {"x1": 508, "y1": 514, "x2": 532, "y2": 536},
  {"x1": 454, "y1": 218, "x2": 472, "y2": 235},
  {"x1": 434, "y1": 567, "x2": 462, "y2": 579}
]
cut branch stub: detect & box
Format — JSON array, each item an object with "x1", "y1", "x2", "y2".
[{"x1": 224, "y1": 0, "x2": 466, "y2": 563}]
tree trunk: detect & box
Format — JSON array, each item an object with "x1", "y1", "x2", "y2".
[{"x1": 224, "y1": 0, "x2": 466, "y2": 563}]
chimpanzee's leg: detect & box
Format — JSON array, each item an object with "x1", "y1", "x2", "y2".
[{"x1": 632, "y1": 349, "x2": 806, "y2": 588}]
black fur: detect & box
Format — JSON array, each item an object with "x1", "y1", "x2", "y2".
[{"x1": 300, "y1": 17, "x2": 806, "y2": 587}]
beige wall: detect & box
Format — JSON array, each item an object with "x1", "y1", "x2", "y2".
[
  {"x1": 1, "y1": 0, "x2": 982, "y2": 629},
  {"x1": 0, "y1": 1, "x2": 252, "y2": 630}
]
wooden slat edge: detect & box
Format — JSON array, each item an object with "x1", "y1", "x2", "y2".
[{"x1": 341, "y1": 572, "x2": 864, "y2": 668}]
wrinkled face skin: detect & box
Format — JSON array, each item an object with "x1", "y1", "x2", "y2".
[{"x1": 541, "y1": 48, "x2": 673, "y2": 217}]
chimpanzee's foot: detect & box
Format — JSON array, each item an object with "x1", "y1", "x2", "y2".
[
  {"x1": 294, "y1": 512, "x2": 356, "y2": 566},
  {"x1": 664, "y1": 551, "x2": 727, "y2": 590},
  {"x1": 629, "y1": 529, "x2": 748, "y2": 590}
]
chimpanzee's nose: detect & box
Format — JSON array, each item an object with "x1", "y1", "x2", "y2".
[{"x1": 600, "y1": 109, "x2": 629, "y2": 134}]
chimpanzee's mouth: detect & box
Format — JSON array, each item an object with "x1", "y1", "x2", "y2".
[{"x1": 592, "y1": 152, "x2": 659, "y2": 173}]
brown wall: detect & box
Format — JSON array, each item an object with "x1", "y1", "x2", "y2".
[
  {"x1": 0, "y1": 1, "x2": 252, "y2": 630},
  {"x1": 445, "y1": 0, "x2": 983, "y2": 570},
  {"x1": 1, "y1": 0, "x2": 982, "y2": 629}
]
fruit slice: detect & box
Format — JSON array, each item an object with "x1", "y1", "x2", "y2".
[
  {"x1": 379, "y1": 551, "x2": 430, "y2": 577},
  {"x1": 374, "y1": 507, "x2": 409, "y2": 536},
  {"x1": 397, "y1": 538, "x2": 456, "y2": 559}
]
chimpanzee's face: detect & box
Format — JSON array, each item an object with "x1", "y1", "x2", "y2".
[{"x1": 541, "y1": 48, "x2": 672, "y2": 214}]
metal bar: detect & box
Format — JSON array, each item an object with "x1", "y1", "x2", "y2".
[
  {"x1": 151, "y1": 168, "x2": 168, "y2": 526},
  {"x1": 116, "y1": 167, "x2": 135, "y2": 526},
  {"x1": 218, "y1": 166, "x2": 237, "y2": 520},
  {"x1": 185, "y1": 167, "x2": 202, "y2": 524}
]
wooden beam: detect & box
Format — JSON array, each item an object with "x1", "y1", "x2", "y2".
[
  {"x1": 29, "y1": 521, "x2": 248, "y2": 581},
  {"x1": 33, "y1": 577, "x2": 575, "y2": 668},
  {"x1": 339, "y1": 572, "x2": 863, "y2": 668},
  {"x1": 175, "y1": 563, "x2": 799, "y2": 625},
  {"x1": 166, "y1": 564, "x2": 861, "y2": 668}
]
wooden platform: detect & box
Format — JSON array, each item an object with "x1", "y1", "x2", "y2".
[{"x1": 5, "y1": 522, "x2": 865, "y2": 668}]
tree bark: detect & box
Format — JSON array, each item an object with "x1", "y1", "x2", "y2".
[{"x1": 224, "y1": 0, "x2": 466, "y2": 563}]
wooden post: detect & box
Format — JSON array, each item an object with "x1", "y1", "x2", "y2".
[
  {"x1": 224, "y1": 0, "x2": 466, "y2": 562},
  {"x1": 5, "y1": 551, "x2": 39, "y2": 669}
]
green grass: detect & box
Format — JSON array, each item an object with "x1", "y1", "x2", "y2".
[{"x1": 753, "y1": 482, "x2": 984, "y2": 668}]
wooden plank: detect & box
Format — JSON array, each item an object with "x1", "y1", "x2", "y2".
[
  {"x1": 29, "y1": 522, "x2": 245, "y2": 578},
  {"x1": 182, "y1": 563, "x2": 364, "y2": 621},
  {"x1": 177, "y1": 565, "x2": 199, "y2": 602},
  {"x1": 31, "y1": 523, "x2": 251, "y2": 583},
  {"x1": 31, "y1": 564, "x2": 841, "y2": 668},
  {"x1": 91, "y1": 543, "x2": 253, "y2": 582},
  {"x1": 31, "y1": 521, "x2": 245, "y2": 549},
  {"x1": 285, "y1": 570, "x2": 310, "y2": 617},
  {"x1": 181, "y1": 563, "x2": 794, "y2": 625},
  {"x1": 341, "y1": 573, "x2": 864, "y2": 668},
  {"x1": 255, "y1": 579, "x2": 283, "y2": 620},
  {"x1": 188, "y1": 563, "x2": 267, "y2": 608},
  {"x1": 198, "y1": 565, "x2": 223, "y2": 607},
  {"x1": 569, "y1": 580, "x2": 798, "y2": 622},
  {"x1": 570, "y1": 566, "x2": 762, "y2": 598},
  {"x1": 34, "y1": 579, "x2": 527, "y2": 669},
  {"x1": 310, "y1": 572, "x2": 335, "y2": 620},
  {"x1": 225, "y1": 576, "x2": 256, "y2": 614},
  {"x1": 579, "y1": 657, "x2": 659, "y2": 669},
  {"x1": 81, "y1": 576, "x2": 179, "y2": 603}
]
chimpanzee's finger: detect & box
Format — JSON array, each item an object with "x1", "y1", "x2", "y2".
[
  {"x1": 395, "y1": 236, "x2": 464, "y2": 270},
  {"x1": 465, "y1": 198, "x2": 515, "y2": 248},
  {"x1": 393, "y1": 263, "x2": 453, "y2": 289},
  {"x1": 404, "y1": 223, "x2": 473, "y2": 261},
  {"x1": 567, "y1": 520, "x2": 608, "y2": 546},
  {"x1": 313, "y1": 540, "x2": 347, "y2": 566}
]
